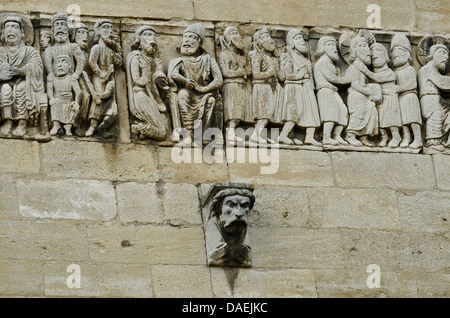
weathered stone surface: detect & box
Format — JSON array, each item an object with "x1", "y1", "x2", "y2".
[
  {"x1": 417, "y1": 273, "x2": 450, "y2": 298},
  {"x1": 0, "y1": 260, "x2": 44, "y2": 296},
  {"x1": 87, "y1": 225, "x2": 205, "y2": 265},
  {"x1": 158, "y1": 147, "x2": 229, "y2": 184},
  {"x1": 308, "y1": 188, "x2": 400, "y2": 230},
  {"x1": 315, "y1": 269, "x2": 418, "y2": 298},
  {"x1": 341, "y1": 229, "x2": 450, "y2": 272},
  {"x1": 0, "y1": 175, "x2": 19, "y2": 219},
  {"x1": 17, "y1": 179, "x2": 116, "y2": 221},
  {"x1": 416, "y1": 10, "x2": 449, "y2": 33},
  {"x1": 163, "y1": 183, "x2": 201, "y2": 225},
  {"x1": 249, "y1": 227, "x2": 344, "y2": 268},
  {"x1": 229, "y1": 149, "x2": 334, "y2": 187},
  {"x1": 43, "y1": 262, "x2": 153, "y2": 297},
  {"x1": 41, "y1": 140, "x2": 158, "y2": 181},
  {"x1": 0, "y1": 139, "x2": 40, "y2": 174},
  {"x1": 116, "y1": 182, "x2": 164, "y2": 224},
  {"x1": 211, "y1": 268, "x2": 317, "y2": 297},
  {"x1": 331, "y1": 152, "x2": 435, "y2": 190},
  {"x1": 397, "y1": 190, "x2": 450, "y2": 233},
  {"x1": 0, "y1": 220, "x2": 89, "y2": 261},
  {"x1": 433, "y1": 154, "x2": 450, "y2": 190},
  {"x1": 250, "y1": 186, "x2": 309, "y2": 227},
  {"x1": 151, "y1": 265, "x2": 213, "y2": 297}
]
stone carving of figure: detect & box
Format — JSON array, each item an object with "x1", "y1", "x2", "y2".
[
  {"x1": 205, "y1": 184, "x2": 255, "y2": 267},
  {"x1": 390, "y1": 34, "x2": 423, "y2": 149},
  {"x1": 418, "y1": 44, "x2": 450, "y2": 150},
  {"x1": 313, "y1": 36, "x2": 350, "y2": 146},
  {"x1": 248, "y1": 28, "x2": 282, "y2": 143},
  {"x1": 126, "y1": 26, "x2": 170, "y2": 140},
  {"x1": 85, "y1": 19, "x2": 122, "y2": 138},
  {"x1": 47, "y1": 54, "x2": 81, "y2": 136},
  {"x1": 40, "y1": 30, "x2": 53, "y2": 55},
  {"x1": 344, "y1": 36, "x2": 382, "y2": 146},
  {"x1": 278, "y1": 29, "x2": 321, "y2": 146},
  {"x1": 168, "y1": 23, "x2": 223, "y2": 146},
  {"x1": 0, "y1": 13, "x2": 47, "y2": 137},
  {"x1": 218, "y1": 26, "x2": 252, "y2": 142}
]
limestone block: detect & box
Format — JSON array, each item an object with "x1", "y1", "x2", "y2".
[
  {"x1": 0, "y1": 220, "x2": 89, "y2": 261},
  {"x1": 116, "y1": 182, "x2": 164, "y2": 224},
  {"x1": 249, "y1": 227, "x2": 344, "y2": 269},
  {"x1": 228, "y1": 149, "x2": 334, "y2": 187},
  {"x1": 151, "y1": 265, "x2": 213, "y2": 297},
  {"x1": 331, "y1": 152, "x2": 435, "y2": 190},
  {"x1": 315, "y1": 269, "x2": 418, "y2": 298},
  {"x1": 163, "y1": 183, "x2": 202, "y2": 225},
  {"x1": 416, "y1": 11, "x2": 449, "y2": 33},
  {"x1": 211, "y1": 268, "x2": 317, "y2": 298},
  {"x1": 41, "y1": 140, "x2": 158, "y2": 181},
  {"x1": 341, "y1": 229, "x2": 450, "y2": 272},
  {"x1": 0, "y1": 175, "x2": 19, "y2": 219},
  {"x1": 308, "y1": 188, "x2": 400, "y2": 230},
  {"x1": 433, "y1": 154, "x2": 450, "y2": 190},
  {"x1": 397, "y1": 190, "x2": 450, "y2": 233},
  {"x1": 0, "y1": 260, "x2": 44, "y2": 296},
  {"x1": 417, "y1": 273, "x2": 450, "y2": 298},
  {"x1": 43, "y1": 262, "x2": 153, "y2": 297},
  {"x1": 250, "y1": 186, "x2": 309, "y2": 227},
  {"x1": 0, "y1": 139, "x2": 40, "y2": 174},
  {"x1": 17, "y1": 179, "x2": 117, "y2": 221},
  {"x1": 87, "y1": 224, "x2": 205, "y2": 265}
]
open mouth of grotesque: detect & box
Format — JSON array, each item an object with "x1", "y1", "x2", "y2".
[{"x1": 225, "y1": 220, "x2": 247, "y2": 230}]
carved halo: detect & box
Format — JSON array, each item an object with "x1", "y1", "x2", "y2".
[
  {"x1": 0, "y1": 12, "x2": 35, "y2": 46},
  {"x1": 417, "y1": 35, "x2": 450, "y2": 73}
]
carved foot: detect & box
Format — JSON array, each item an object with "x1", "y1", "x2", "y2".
[
  {"x1": 400, "y1": 138, "x2": 410, "y2": 148},
  {"x1": 346, "y1": 134, "x2": 363, "y2": 147},
  {"x1": 322, "y1": 135, "x2": 339, "y2": 146},
  {"x1": 64, "y1": 125, "x2": 73, "y2": 137},
  {"x1": 0, "y1": 120, "x2": 13, "y2": 136},
  {"x1": 334, "y1": 135, "x2": 349, "y2": 146},
  {"x1": 85, "y1": 126, "x2": 95, "y2": 137},
  {"x1": 409, "y1": 139, "x2": 423, "y2": 149},
  {"x1": 360, "y1": 136, "x2": 375, "y2": 147},
  {"x1": 293, "y1": 138, "x2": 303, "y2": 145},
  {"x1": 277, "y1": 135, "x2": 294, "y2": 145},
  {"x1": 12, "y1": 122, "x2": 27, "y2": 137},
  {"x1": 304, "y1": 137, "x2": 322, "y2": 147}
]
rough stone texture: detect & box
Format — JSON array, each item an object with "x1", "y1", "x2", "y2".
[
  {"x1": 87, "y1": 225, "x2": 205, "y2": 265},
  {"x1": 163, "y1": 183, "x2": 202, "y2": 225},
  {"x1": 17, "y1": 179, "x2": 117, "y2": 221},
  {"x1": 249, "y1": 228, "x2": 344, "y2": 269},
  {"x1": 41, "y1": 140, "x2": 158, "y2": 182},
  {"x1": 43, "y1": 262, "x2": 154, "y2": 297},
  {"x1": 0, "y1": 260, "x2": 44, "y2": 296},
  {"x1": 116, "y1": 182, "x2": 164, "y2": 224},
  {"x1": 0, "y1": 175, "x2": 19, "y2": 219},
  {"x1": 433, "y1": 155, "x2": 450, "y2": 191},
  {"x1": 211, "y1": 268, "x2": 317, "y2": 298},
  {"x1": 308, "y1": 188, "x2": 400, "y2": 230},
  {"x1": 0, "y1": 220, "x2": 89, "y2": 261},
  {"x1": 315, "y1": 269, "x2": 418, "y2": 298},
  {"x1": 0, "y1": 139, "x2": 40, "y2": 174},
  {"x1": 250, "y1": 186, "x2": 309, "y2": 227},
  {"x1": 397, "y1": 190, "x2": 450, "y2": 233},
  {"x1": 416, "y1": 273, "x2": 450, "y2": 298},
  {"x1": 331, "y1": 152, "x2": 436, "y2": 190},
  {"x1": 151, "y1": 265, "x2": 213, "y2": 297},
  {"x1": 229, "y1": 149, "x2": 334, "y2": 187}
]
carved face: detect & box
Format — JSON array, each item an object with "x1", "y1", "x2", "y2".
[
  {"x1": 40, "y1": 32, "x2": 52, "y2": 50},
  {"x1": 391, "y1": 46, "x2": 410, "y2": 67},
  {"x1": 180, "y1": 31, "x2": 201, "y2": 56},
  {"x1": 99, "y1": 22, "x2": 114, "y2": 46},
  {"x1": 219, "y1": 195, "x2": 250, "y2": 235},
  {"x1": 293, "y1": 34, "x2": 308, "y2": 55},
  {"x1": 75, "y1": 28, "x2": 89, "y2": 50},
  {"x1": 259, "y1": 31, "x2": 275, "y2": 53},
  {"x1": 371, "y1": 45, "x2": 387, "y2": 68},
  {"x1": 229, "y1": 29, "x2": 245, "y2": 51},
  {"x1": 55, "y1": 56, "x2": 71, "y2": 77},
  {"x1": 355, "y1": 40, "x2": 372, "y2": 66},
  {"x1": 140, "y1": 29, "x2": 156, "y2": 55},
  {"x1": 433, "y1": 48, "x2": 449, "y2": 73},
  {"x1": 3, "y1": 21, "x2": 23, "y2": 46},
  {"x1": 324, "y1": 40, "x2": 339, "y2": 62},
  {"x1": 53, "y1": 19, "x2": 69, "y2": 43}
]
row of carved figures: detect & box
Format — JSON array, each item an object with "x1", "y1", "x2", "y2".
[{"x1": 1, "y1": 12, "x2": 450, "y2": 153}]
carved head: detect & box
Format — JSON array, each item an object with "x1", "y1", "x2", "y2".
[
  {"x1": 211, "y1": 188, "x2": 255, "y2": 237},
  {"x1": 55, "y1": 54, "x2": 72, "y2": 77},
  {"x1": 40, "y1": 30, "x2": 53, "y2": 51},
  {"x1": 132, "y1": 26, "x2": 157, "y2": 55},
  {"x1": 315, "y1": 36, "x2": 339, "y2": 62},
  {"x1": 349, "y1": 36, "x2": 371, "y2": 66},
  {"x1": 370, "y1": 43, "x2": 389, "y2": 68},
  {"x1": 73, "y1": 23, "x2": 89, "y2": 51},
  {"x1": 181, "y1": 23, "x2": 205, "y2": 56},
  {"x1": 287, "y1": 30, "x2": 307, "y2": 55},
  {"x1": 390, "y1": 33, "x2": 412, "y2": 67},
  {"x1": 94, "y1": 19, "x2": 114, "y2": 46},
  {"x1": 428, "y1": 44, "x2": 449, "y2": 73},
  {"x1": 253, "y1": 28, "x2": 275, "y2": 53},
  {"x1": 51, "y1": 13, "x2": 69, "y2": 44},
  {"x1": 1, "y1": 17, "x2": 25, "y2": 46},
  {"x1": 223, "y1": 26, "x2": 244, "y2": 51}
]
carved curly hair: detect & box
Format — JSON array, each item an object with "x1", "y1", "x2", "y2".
[{"x1": 210, "y1": 188, "x2": 255, "y2": 218}]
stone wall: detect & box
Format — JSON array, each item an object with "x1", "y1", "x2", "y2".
[{"x1": 0, "y1": 0, "x2": 449, "y2": 298}]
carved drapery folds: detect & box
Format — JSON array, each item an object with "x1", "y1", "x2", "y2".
[{"x1": 0, "y1": 12, "x2": 450, "y2": 154}]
